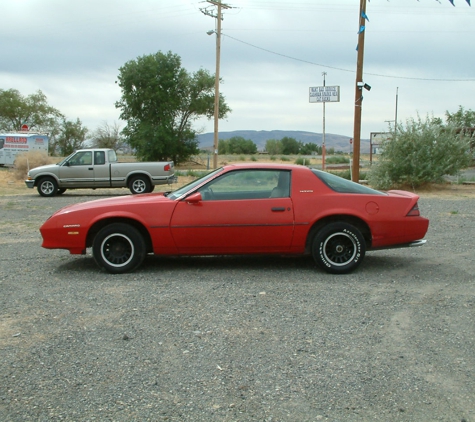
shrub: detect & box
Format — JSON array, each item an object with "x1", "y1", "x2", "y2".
[
  {"x1": 368, "y1": 115, "x2": 472, "y2": 189},
  {"x1": 13, "y1": 151, "x2": 54, "y2": 180},
  {"x1": 326, "y1": 155, "x2": 350, "y2": 164},
  {"x1": 295, "y1": 157, "x2": 312, "y2": 165}
]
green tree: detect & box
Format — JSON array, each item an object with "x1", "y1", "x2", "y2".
[
  {"x1": 56, "y1": 118, "x2": 89, "y2": 156},
  {"x1": 281, "y1": 137, "x2": 300, "y2": 155},
  {"x1": 116, "y1": 51, "x2": 230, "y2": 164},
  {"x1": 91, "y1": 121, "x2": 126, "y2": 151},
  {"x1": 299, "y1": 142, "x2": 321, "y2": 155},
  {"x1": 445, "y1": 106, "x2": 475, "y2": 128},
  {"x1": 369, "y1": 114, "x2": 472, "y2": 189},
  {"x1": 220, "y1": 136, "x2": 257, "y2": 154},
  {"x1": 265, "y1": 139, "x2": 283, "y2": 155},
  {"x1": 0, "y1": 89, "x2": 62, "y2": 132}
]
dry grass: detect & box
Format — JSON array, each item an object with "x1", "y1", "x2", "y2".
[
  {"x1": 1, "y1": 154, "x2": 474, "y2": 198},
  {"x1": 12, "y1": 151, "x2": 56, "y2": 180}
]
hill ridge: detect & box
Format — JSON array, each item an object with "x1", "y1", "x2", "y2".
[{"x1": 197, "y1": 130, "x2": 370, "y2": 153}]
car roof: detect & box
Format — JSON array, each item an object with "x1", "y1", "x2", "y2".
[{"x1": 222, "y1": 162, "x2": 307, "y2": 171}]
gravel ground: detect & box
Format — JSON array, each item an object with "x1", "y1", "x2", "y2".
[{"x1": 1, "y1": 191, "x2": 474, "y2": 421}]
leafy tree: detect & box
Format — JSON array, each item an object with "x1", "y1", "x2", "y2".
[
  {"x1": 116, "y1": 51, "x2": 230, "y2": 164},
  {"x1": 445, "y1": 106, "x2": 475, "y2": 127},
  {"x1": 265, "y1": 139, "x2": 283, "y2": 155},
  {"x1": 281, "y1": 137, "x2": 300, "y2": 155},
  {"x1": 56, "y1": 118, "x2": 88, "y2": 156},
  {"x1": 219, "y1": 136, "x2": 257, "y2": 154},
  {"x1": 369, "y1": 114, "x2": 472, "y2": 189},
  {"x1": 0, "y1": 89, "x2": 62, "y2": 132},
  {"x1": 91, "y1": 121, "x2": 126, "y2": 150},
  {"x1": 299, "y1": 141, "x2": 322, "y2": 155}
]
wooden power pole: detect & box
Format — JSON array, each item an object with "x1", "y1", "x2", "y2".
[
  {"x1": 352, "y1": 0, "x2": 367, "y2": 183},
  {"x1": 201, "y1": 1, "x2": 232, "y2": 168}
]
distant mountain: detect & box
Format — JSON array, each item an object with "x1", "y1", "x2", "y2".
[{"x1": 197, "y1": 130, "x2": 370, "y2": 153}]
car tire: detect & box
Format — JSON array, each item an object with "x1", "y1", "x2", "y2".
[
  {"x1": 129, "y1": 175, "x2": 151, "y2": 194},
  {"x1": 37, "y1": 177, "x2": 58, "y2": 197},
  {"x1": 92, "y1": 223, "x2": 146, "y2": 274},
  {"x1": 312, "y1": 222, "x2": 366, "y2": 274},
  {"x1": 57, "y1": 188, "x2": 67, "y2": 195}
]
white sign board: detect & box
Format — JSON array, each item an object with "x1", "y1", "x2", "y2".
[{"x1": 309, "y1": 86, "x2": 340, "y2": 103}]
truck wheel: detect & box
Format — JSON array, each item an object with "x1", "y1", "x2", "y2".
[
  {"x1": 92, "y1": 223, "x2": 146, "y2": 274},
  {"x1": 129, "y1": 175, "x2": 151, "y2": 194},
  {"x1": 37, "y1": 177, "x2": 58, "y2": 197},
  {"x1": 312, "y1": 222, "x2": 366, "y2": 274}
]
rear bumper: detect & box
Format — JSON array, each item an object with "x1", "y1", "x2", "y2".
[{"x1": 370, "y1": 239, "x2": 427, "y2": 251}]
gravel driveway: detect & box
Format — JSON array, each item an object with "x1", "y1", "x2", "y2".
[{"x1": 1, "y1": 191, "x2": 474, "y2": 421}]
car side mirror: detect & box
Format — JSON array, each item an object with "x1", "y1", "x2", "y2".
[{"x1": 186, "y1": 192, "x2": 202, "y2": 204}]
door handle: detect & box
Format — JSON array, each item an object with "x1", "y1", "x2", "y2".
[
  {"x1": 88, "y1": 167, "x2": 93, "y2": 170},
  {"x1": 271, "y1": 207, "x2": 286, "y2": 212}
]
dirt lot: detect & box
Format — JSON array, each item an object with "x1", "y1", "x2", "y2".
[{"x1": 1, "y1": 166, "x2": 475, "y2": 421}]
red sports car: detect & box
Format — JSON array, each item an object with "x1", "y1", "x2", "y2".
[{"x1": 40, "y1": 163, "x2": 429, "y2": 274}]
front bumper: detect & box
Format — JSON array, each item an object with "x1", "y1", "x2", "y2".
[{"x1": 25, "y1": 180, "x2": 35, "y2": 189}]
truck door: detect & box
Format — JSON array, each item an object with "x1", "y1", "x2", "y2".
[
  {"x1": 58, "y1": 151, "x2": 94, "y2": 187},
  {"x1": 93, "y1": 151, "x2": 111, "y2": 187}
]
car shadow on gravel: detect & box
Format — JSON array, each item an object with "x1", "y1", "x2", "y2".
[{"x1": 51, "y1": 252, "x2": 426, "y2": 277}]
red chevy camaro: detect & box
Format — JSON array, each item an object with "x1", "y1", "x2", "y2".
[{"x1": 40, "y1": 163, "x2": 429, "y2": 274}]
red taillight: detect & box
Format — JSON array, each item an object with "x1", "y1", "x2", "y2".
[
  {"x1": 164, "y1": 164, "x2": 170, "y2": 171},
  {"x1": 407, "y1": 203, "x2": 421, "y2": 217}
]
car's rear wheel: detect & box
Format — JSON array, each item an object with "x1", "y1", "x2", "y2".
[
  {"x1": 312, "y1": 222, "x2": 366, "y2": 274},
  {"x1": 129, "y1": 175, "x2": 151, "y2": 194},
  {"x1": 37, "y1": 177, "x2": 58, "y2": 197},
  {"x1": 92, "y1": 223, "x2": 146, "y2": 273}
]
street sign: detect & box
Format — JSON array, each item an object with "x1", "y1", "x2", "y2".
[{"x1": 309, "y1": 85, "x2": 340, "y2": 103}]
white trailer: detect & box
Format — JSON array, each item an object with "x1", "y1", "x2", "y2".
[{"x1": 0, "y1": 132, "x2": 49, "y2": 166}]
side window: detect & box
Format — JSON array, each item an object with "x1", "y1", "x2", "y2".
[
  {"x1": 198, "y1": 169, "x2": 290, "y2": 200},
  {"x1": 69, "y1": 151, "x2": 92, "y2": 166},
  {"x1": 94, "y1": 151, "x2": 105, "y2": 165},
  {"x1": 108, "y1": 150, "x2": 118, "y2": 163}
]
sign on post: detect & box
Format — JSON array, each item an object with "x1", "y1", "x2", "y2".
[{"x1": 309, "y1": 86, "x2": 340, "y2": 103}]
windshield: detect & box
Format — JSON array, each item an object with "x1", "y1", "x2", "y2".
[
  {"x1": 167, "y1": 168, "x2": 224, "y2": 200},
  {"x1": 57, "y1": 152, "x2": 76, "y2": 165},
  {"x1": 312, "y1": 169, "x2": 386, "y2": 195}
]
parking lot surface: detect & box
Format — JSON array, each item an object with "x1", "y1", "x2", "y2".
[{"x1": 1, "y1": 191, "x2": 474, "y2": 421}]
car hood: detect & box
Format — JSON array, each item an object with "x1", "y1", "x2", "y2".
[
  {"x1": 55, "y1": 193, "x2": 171, "y2": 215},
  {"x1": 29, "y1": 163, "x2": 59, "y2": 175}
]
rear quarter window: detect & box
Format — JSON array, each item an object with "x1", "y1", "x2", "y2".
[{"x1": 312, "y1": 169, "x2": 386, "y2": 195}]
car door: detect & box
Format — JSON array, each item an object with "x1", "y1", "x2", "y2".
[
  {"x1": 170, "y1": 169, "x2": 295, "y2": 254},
  {"x1": 58, "y1": 151, "x2": 94, "y2": 187}
]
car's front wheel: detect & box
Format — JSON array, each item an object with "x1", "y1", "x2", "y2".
[
  {"x1": 37, "y1": 177, "x2": 58, "y2": 197},
  {"x1": 312, "y1": 222, "x2": 366, "y2": 274},
  {"x1": 92, "y1": 223, "x2": 146, "y2": 273}
]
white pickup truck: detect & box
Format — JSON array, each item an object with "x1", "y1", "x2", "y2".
[{"x1": 25, "y1": 148, "x2": 175, "y2": 197}]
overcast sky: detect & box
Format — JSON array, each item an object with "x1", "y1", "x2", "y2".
[{"x1": 2, "y1": 0, "x2": 474, "y2": 140}]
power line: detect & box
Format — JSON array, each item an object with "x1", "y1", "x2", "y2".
[{"x1": 222, "y1": 33, "x2": 475, "y2": 82}]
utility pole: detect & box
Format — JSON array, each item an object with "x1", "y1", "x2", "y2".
[
  {"x1": 201, "y1": 0, "x2": 232, "y2": 168},
  {"x1": 322, "y1": 72, "x2": 327, "y2": 171},
  {"x1": 352, "y1": 0, "x2": 367, "y2": 183}
]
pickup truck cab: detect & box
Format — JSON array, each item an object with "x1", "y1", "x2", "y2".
[{"x1": 25, "y1": 148, "x2": 175, "y2": 197}]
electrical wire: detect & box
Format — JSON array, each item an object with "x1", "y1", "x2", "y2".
[{"x1": 222, "y1": 33, "x2": 475, "y2": 82}]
